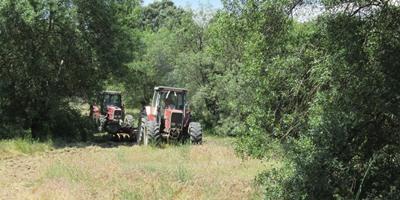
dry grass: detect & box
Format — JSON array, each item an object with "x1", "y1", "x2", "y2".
[{"x1": 0, "y1": 136, "x2": 267, "y2": 200}]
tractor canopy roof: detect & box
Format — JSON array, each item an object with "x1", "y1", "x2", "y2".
[
  {"x1": 154, "y1": 86, "x2": 188, "y2": 93},
  {"x1": 101, "y1": 91, "x2": 121, "y2": 95}
]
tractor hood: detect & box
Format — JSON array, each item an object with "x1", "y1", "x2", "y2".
[
  {"x1": 107, "y1": 105, "x2": 123, "y2": 120},
  {"x1": 164, "y1": 108, "x2": 184, "y2": 129}
]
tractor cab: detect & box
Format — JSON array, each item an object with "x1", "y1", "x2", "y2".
[
  {"x1": 152, "y1": 86, "x2": 187, "y2": 111},
  {"x1": 149, "y1": 86, "x2": 188, "y2": 124},
  {"x1": 99, "y1": 91, "x2": 123, "y2": 115}
]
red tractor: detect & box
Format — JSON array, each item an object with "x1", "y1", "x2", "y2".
[
  {"x1": 90, "y1": 91, "x2": 137, "y2": 140},
  {"x1": 139, "y1": 86, "x2": 202, "y2": 145}
]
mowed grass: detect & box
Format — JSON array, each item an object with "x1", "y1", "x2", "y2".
[{"x1": 0, "y1": 136, "x2": 266, "y2": 200}]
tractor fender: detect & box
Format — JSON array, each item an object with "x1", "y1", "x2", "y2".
[
  {"x1": 107, "y1": 106, "x2": 118, "y2": 120},
  {"x1": 145, "y1": 106, "x2": 156, "y2": 121},
  {"x1": 183, "y1": 111, "x2": 191, "y2": 128},
  {"x1": 90, "y1": 105, "x2": 101, "y2": 119}
]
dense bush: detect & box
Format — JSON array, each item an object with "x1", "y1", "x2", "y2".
[
  {"x1": 0, "y1": 105, "x2": 95, "y2": 142},
  {"x1": 49, "y1": 106, "x2": 95, "y2": 142},
  {"x1": 230, "y1": 1, "x2": 400, "y2": 199},
  {"x1": 0, "y1": 124, "x2": 31, "y2": 139}
]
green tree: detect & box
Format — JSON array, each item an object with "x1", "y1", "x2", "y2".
[
  {"x1": 125, "y1": 0, "x2": 200, "y2": 105},
  {"x1": 0, "y1": 0, "x2": 138, "y2": 140},
  {"x1": 231, "y1": 0, "x2": 400, "y2": 199}
]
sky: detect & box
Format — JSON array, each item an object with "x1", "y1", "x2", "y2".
[{"x1": 143, "y1": 0, "x2": 223, "y2": 10}]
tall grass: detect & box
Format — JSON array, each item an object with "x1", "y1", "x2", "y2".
[
  {"x1": 0, "y1": 138, "x2": 53, "y2": 158},
  {"x1": 45, "y1": 162, "x2": 90, "y2": 183}
]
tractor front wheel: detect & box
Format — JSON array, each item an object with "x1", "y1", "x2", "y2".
[
  {"x1": 189, "y1": 122, "x2": 202, "y2": 144},
  {"x1": 146, "y1": 121, "x2": 161, "y2": 146}
]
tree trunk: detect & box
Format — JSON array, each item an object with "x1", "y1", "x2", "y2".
[
  {"x1": 31, "y1": 117, "x2": 41, "y2": 140},
  {"x1": 31, "y1": 113, "x2": 50, "y2": 141}
]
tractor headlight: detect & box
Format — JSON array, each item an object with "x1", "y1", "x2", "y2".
[{"x1": 114, "y1": 110, "x2": 122, "y2": 120}]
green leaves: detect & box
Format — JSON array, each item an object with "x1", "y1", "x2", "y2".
[
  {"x1": 0, "y1": 0, "x2": 139, "y2": 139},
  {"x1": 221, "y1": 1, "x2": 400, "y2": 199}
]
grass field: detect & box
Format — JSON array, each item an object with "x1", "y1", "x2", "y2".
[{"x1": 0, "y1": 136, "x2": 268, "y2": 200}]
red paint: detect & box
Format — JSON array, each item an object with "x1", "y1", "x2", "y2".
[
  {"x1": 107, "y1": 105, "x2": 121, "y2": 120},
  {"x1": 164, "y1": 109, "x2": 172, "y2": 129},
  {"x1": 145, "y1": 106, "x2": 156, "y2": 121},
  {"x1": 92, "y1": 106, "x2": 100, "y2": 117},
  {"x1": 164, "y1": 108, "x2": 183, "y2": 130}
]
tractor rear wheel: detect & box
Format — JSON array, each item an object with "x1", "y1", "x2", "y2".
[
  {"x1": 146, "y1": 121, "x2": 161, "y2": 146},
  {"x1": 189, "y1": 122, "x2": 202, "y2": 144}
]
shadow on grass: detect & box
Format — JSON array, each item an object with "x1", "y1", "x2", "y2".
[
  {"x1": 51, "y1": 132, "x2": 137, "y2": 149},
  {"x1": 1, "y1": 131, "x2": 210, "y2": 159},
  {"x1": 0, "y1": 133, "x2": 139, "y2": 159}
]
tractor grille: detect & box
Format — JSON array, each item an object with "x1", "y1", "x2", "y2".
[
  {"x1": 171, "y1": 112, "x2": 183, "y2": 127},
  {"x1": 114, "y1": 110, "x2": 122, "y2": 119}
]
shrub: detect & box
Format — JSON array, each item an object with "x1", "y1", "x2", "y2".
[{"x1": 49, "y1": 106, "x2": 95, "y2": 142}]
